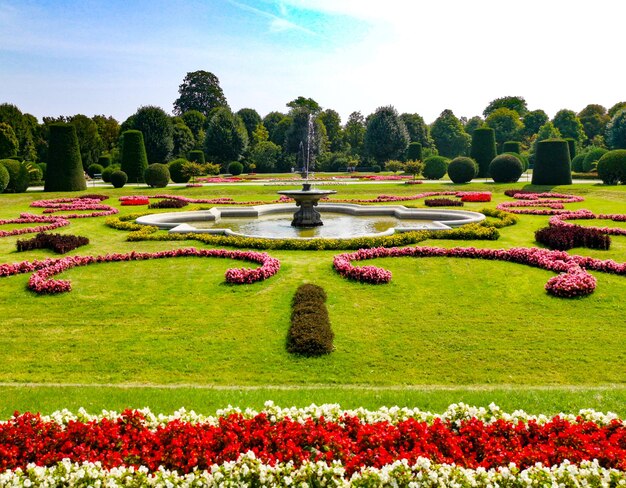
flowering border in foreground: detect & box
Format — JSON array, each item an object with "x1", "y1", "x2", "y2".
[
  {"x1": 0, "y1": 247, "x2": 280, "y2": 293},
  {"x1": 550, "y1": 209, "x2": 626, "y2": 236},
  {"x1": 333, "y1": 245, "x2": 626, "y2": 297},
  {"x1": 0, "y1": 213, "x2": 70, "y2": 238}
]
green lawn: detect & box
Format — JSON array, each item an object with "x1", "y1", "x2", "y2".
[{"x1": 0, "y1": 181, "x2": 625, "y2": 416}]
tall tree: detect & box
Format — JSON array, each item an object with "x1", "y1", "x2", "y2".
[
  {"x1": 484, "y1": 108, "x2": 523, "y2": 149},
  {"x1": 124, "y1": 106, "x2": 174, "y2": 163},
  {"x1": 284, "y1": 108, "x2": 327, "y2": 172},
  {"x1": 400, "y1": 113, "x2": 434, "y2": 147},
  {"x1": 364, "y1": 106, "x2": 410, "y2": 163},
  {"x1": 608, "y1": 101, "x2": 626, "y2": 118},
  {"x1": 578, "y1": 104, "x2": 609, "y2": 143},
  {"x1": 204, "y1": 107, "x2": 248, "y2": 166},
  {"x1": 173, "y1": 70, "x2": 228, "y2": 117},
  {"x1": 318, "y1": 109, "x2": 344, "y2": 152},
  {"x1": 0, "y1": 103, "x2": 36, "y2": 161},
  {"x1": 236, "y1": 108, "x2": 262, "y2": 143},
  {"x1": 262, "y1": 112, "x2": 285, "y2": 140},
  {"x1": 92, "y1": 115, "x2": 120, "y2": 152},
  {"x1": 605, "y1": 109, "x2": 626, "y2": 149},
  {"x1": 521, "y1": 109, "x2": 549, "y2": 139},
  {"x1": 430, "y1": 109, "x2": 471, "y2": 158},
  {"x1": 464, "y1": 116, "x2": 484, "y2": 137},
  {"x1": 181, "y1": 110, "x2": 206, "y2": 140},
  {"x1": 0, "y1": 123, "x2": 19, "y2": 158},
  {"x1": 172, "y1": 122, "x2": 195, "y2": 158},
  {"x1": 343, "y1": 111, "x2": 366, "y2": 157},
  {"x1": 286, "y1": 96, "x2": 321, "y2": 114},
  {"x1": 69, "y1": 114, "x2": 103, "y2": 169},
  {"x1": 552, "y1": 109, "x2": 586, "y2": 144},
  {"x1": 483, "y1": 96, "x2": 528, "y2": 118}
]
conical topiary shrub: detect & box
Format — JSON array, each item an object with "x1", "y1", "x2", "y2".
[
  {"x1": 502, "y1": 141, "x2": 521, "y2": 154},
  {"x1": 44, "y1": 123, "x2": 86, "y2": 192},
  {"x1": 121, "y1": 130, "x2": 148, "y2": 183},
  {"x1": 470, "y1": 127, "x2": 496, "y2": 177},
  {"x1": 531, "y1": 139, "x2": 572, "y2": 185}
]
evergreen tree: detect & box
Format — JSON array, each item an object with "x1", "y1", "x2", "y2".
[
  {"x1": 120, "y1": 130, "x2": 149, "y2": 183},
  {"x1": 44, "y1": 123, "x2": 86, "y2": 192},
  {"x1": 364, "y1": 106, "x2": 409, "y2": 163},
  {"x1": 430, "y1": 109, "x2": 471, "y2": 158}
]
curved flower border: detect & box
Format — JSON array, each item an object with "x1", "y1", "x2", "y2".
[
  {"x1": 0, "y1": 247, "x2": 280, "y2": 293},
  {"x1": 550, "y1": 210, "x2": 626, "y2": 237},
  {"x1": 496, "y1": 191, "x2": 585, "y2": 215},
  {"x1": 0, "y1": 213, "x2": 70, "y2": 238},
  {"x1": 333, "y1": 245, "x2": 626, "y2": 297},
  {"x1": 30, "y1": 196, "x2": 119, "y2": 219}
]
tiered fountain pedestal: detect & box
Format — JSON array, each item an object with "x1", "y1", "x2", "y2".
[{"x1": 277, "y1": 183, "x2": 337, "y2": 227}]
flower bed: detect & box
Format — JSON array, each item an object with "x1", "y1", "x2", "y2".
[
  {"x1": 550, "y1": 210, "x2": 626, "y2": 237},
  {"x1": 424, "y1": 198, "x2": 463, "y2": 207},
  {"x1": 31, "y1": 196, "x2": 119, "y2": 218},
  {"x1": 196, "y1": 176, "x2": 243, "y2": 183},
  {"x1": 0, "y1": 214, "x2": 70, "y2": 238},
  {"x1": 16, "y1": 232, "x2": 89, "y2": 254},
  {"x1": 460, "y1": 192, "x2": 491, "y2": 202},
  {"x1": 0, "y1": 404, "x2": 623, "y2": 485},
  {"x1": 0, "y1": 248, "x2": 280, "y2": 293},
  {"x1": 333, "y1": 245, "x2": 626, "y2": 297},
  {"x1": 119, "y1": 196, "x2": 150, "y2": 206},
  {"x1": 497, "y1": 191, "x2": 585, "y2": 215}
]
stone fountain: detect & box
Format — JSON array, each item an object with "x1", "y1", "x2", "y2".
[{"x1": 277, "y1": 113, "x2": 336, "y2": 227}]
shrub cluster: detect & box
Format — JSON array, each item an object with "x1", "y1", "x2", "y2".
[
  {"x1": 144, "y1": 163, "x2": 170, "y2": 188},
  {"x1": 0, "y1": 158, "x2": 30, "y2": 193},
  {"x1": 287, "y1": 284, "x2": 333, "y2": 356},
  {"x1": 422, "y1": 156, "x2": 448, "y2": 180},
  {"x1": 228, "y1": 161, "x2": 244, "y2": 176},
  {"x1": 87, "y1": 163, "x2": 103, "y2": 178},
  {"x1": 16, "y1": 232, "x2": 89, "y2": 254},
  {"x1": 148, "y1": 198, "x2": 188, "y2": 209},
  {"x1": 596, "y1": 149, "x2": 626, "y2": 185},
  {"x1": 110, "y1": 170, "x2": 128, "y2": 188},
  {"x1": 489, "y1": 154, "x2": 524, "y2": 183},
  {"x1": 447, "y1": 157, "x2": 477, "y2": 183},
  {"x1": 0, "y1": 164, "x2": 8, "y2": 193},
  {"x1": 582, "y1": 147, "x2": 607, "y2": 173},
  {"x1": 535, "y1": 225, "x2": 611, "y2": 251},
  {"x1": 424, "y1": 198, "x2": 463, "y2": 207}
]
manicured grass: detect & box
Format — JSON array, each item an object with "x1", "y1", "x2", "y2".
[{"x1": 0, "y1": 181, "x2": 625, "y2": 415}]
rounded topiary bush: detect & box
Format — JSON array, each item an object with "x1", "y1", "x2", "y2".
[
  {"x1": 87, "y1": 163, "x2": 104, "y2": 178},
  {"x1": 97, "y1": 155, "x2": 111, "y2": 168},
  {"x1": 120, "y1": 130, "x2": 148, "y2": 183},
  {"x1": 571, "y1": 153, "x2": 586, "y2": 173},
  {"x1": 0, "y1": 158, "x2": 30, "y2": 193},
  {"x1": 228, "y1": 161, "x2": 243, "y2": 176},
  {"x1": 101, "y1": 165, "x2": 119, "y2": 183},
  {"x1": 582, "y1": 147, "x2": 608, "y2": 173},
  {"x1": 470, "y1": 127, "x2": 496, "y2": 177},
  {"x1": 502, "y1": 141, "x2": 522, "y2": 154},
  {"x1": 422, "y1": 156, "x2": 449, "y2": 180},
  {"x1": 168, "y1": 158, "x2": 191, "y2": 183},
  {"x1": 531, "y1": 139, "x2": 572, "y2": 185},
  {"x1": 406, "y1": 142, "x2": 422, "y2": 161},
  {"x1": 447, "y1": 157, "x2": 477, "y2": 183},
  {"x1": 372, "y1": 164, "x2": 381, "y2": 173},
  {"x1": 44, "y1": 123, "x2": 86, "y2": 192},
  {"x1": 144, "y1": 163, "x2": 170, "y2": 188},
  {"x1": 489, "y1": 154, "x2": 524, "y2": 183},
  {"x1": 0, "y1": 163, "x2": 9, "y2": 193},
  {"x1": 188, "y1": 150, "x2": 206, "y2": 165},
  {"x1": 596, "y1": 149, "x2": 626, "y2": 185},
  {"x1": 110, "y1": 170, "x2": 128, "y2": 188}
]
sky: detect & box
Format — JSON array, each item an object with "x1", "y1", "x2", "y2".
[{"x1": 1, "y1": 0, "x2": 625, "y2": 124}]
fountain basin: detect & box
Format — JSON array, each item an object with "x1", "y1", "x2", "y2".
[{"x1": 135, "y1": 203, "x2": 485, "y2": 240}]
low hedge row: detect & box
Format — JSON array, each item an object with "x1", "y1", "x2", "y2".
[
  {"x1": 535, "y1": 225, "x2": 611, "y2": 251},
  {"x1": 287, "y1": 284, "x2": 333, "y2": 356},
  {"x1": 16, "y1": 232, "x2": 89, "y2": 254},
  {"x1": 148, "y1": 199, "x2": 189, "y2": 209},
  {"x1": 424, "y1": 198, "x2": 463, "y2": 207}
]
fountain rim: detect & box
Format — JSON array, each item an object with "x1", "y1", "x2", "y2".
[{"x1": 135, "y1": 203, "x2": 486, "y2": 240}]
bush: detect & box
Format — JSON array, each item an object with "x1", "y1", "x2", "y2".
[
  {"x1": 44, "y1": 123, "x2": 86, "y2": 192},
  {"x1": 470, "y1": 127, "x2": 496, "y2": 177},
  {"x1": 406, "y1": 142, "x2": 422, "y2": 161},
  {"x1": 422, "y1": 156, "x2": 449, "y2": 180},
  {"x1": 168, "y1": 158, "x2": 191, "y2": 183},
  {"x1": 0, "y1": 158, "x2": 30, "y2": 193},
  {"x1": 385, "y1": 160, "x2": 405, "y2": 173},
  {"x1": 535, "y1": 226, "x2": 610, "y2": 250},
  {"x1": 502, "y1": 151, "x2": 528, "y2": 171},
  {"x1": 228, "y1": 161, "x2": 243, "y2": 176},
  {"x1": 148, "y1": 198, "x2": 188, "y2": 209},
  {"x1": 404, "y1": 160, "x2": 423, "y2": 180},
  {"x1": 0, "y1": 163, "x2": 8, "y2": 193},
  {"x1": 571, "y1": 153, "x2": 586, "y2": 173},
  {"x1": 38, "y1": 163, "x2": 47, "y2": 180},
  {"x1": 120, "y1": 130, "x2": 148, "y2": 183},
  {"x1": 110, "y1": 170, "x2": 128, "y2": 188},
  {"x1": 28, "y1": 165, "x2": 43, "y2": 183},
  {"x1": 489, "y1": 154, "x2": 524, "y2": 183},
  {"x1": 98, "y1": 155, "x2": 111, "y2": 168},
  {"x1": 447, "y1": 157, "x2": 477, "y2": 183},
  {"x1": 582, "y1": 147, "x2": 608, "y2": 172},
  {"x1": 502, "y1": 141, "x2": 521, "y2": 154},
  {"x1": 101, "y1": 165, "x2": 119, "y2": 183},
  {"x1": 531, "y1": 139, "x2": 572, "y2": 185},
  {"x1": 596, "y1": 149, "x2": 626, "y2": 184},
  {"x1": 372, "y1": 165, "x2": 381, "y2": 173},
  {"x1": 144, "y1": 163, "x2": 170, "y2": 188},
  {"x1": 87, "y1": 163, "x2": 104, "y2": 178},
  {"x1": 188, "y1": 150, "x2": 205, "y2": 164},
  {"x1": 16, "y1": 232, "x2": 90, "y2": 254},
  {"x1": 564, "y1": 138, "x2": 576, "y2": 160},
  {"x1": 424, "y1": 198, "x2": 463, "y2": 207},
  {"x1": 287, "y1": 284, "x2": 333, "y2": 357}
]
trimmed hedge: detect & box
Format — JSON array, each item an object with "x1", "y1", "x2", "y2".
[
  {"x1": 596, "y1": 149, "x2": 626, "y2": 185},
  {"x1": 531, "y1": 139, "x2": 572, "y2": 185},
  {"x1": 424, "y1": 198, "x2": 463, "y2": 207},
  {"x1": 564, "y1": 138, "x2": 576, "y2": 161},
  {"x1": 188, "y1": 150, "x2": 206, "y2": 165},
  {"x1": 144, "y1": 163, "x2": 170, "y2": 188},
  {"x1": 101, "y1": 165, "x2": 119, "y2": 183},
  {"x1": 120, "y1": 130, "x2": 148, "y2": 183},
  {"x1": 110, "y1": 170, "x2": 128, "y2": 188},
  {"x1": 228, "y1": 161, "x2": 243, "y2": 176},
  {"x1": 535, "y1": 225, "x2": 610, "y2": 251},
  {"x1": 406, "y1": 142, "x2": 422, "y2": 161},
  {"x1": 0, "y1": 158, "x2": 30, "y2": 193},
  {"x1": 16, "y1": 232, "x2": 90, "y2": 254},
  {"x1": 168, "y1": 158, "x2": 191, "y2": 183},
  {"x1": 44, "y1": 123, "x2": 86, "y2": 192},
  {"x1": 422, "y1": 156, "x2": 448, "y2": 180},
  {"x1": 0, "y1": 163, "x2": 8, "y2": 193},
  {"x1": 148, "y1": 198, "x2": 188, "y2": 209},
  {"x1": 502, "y1": 141, "x2": 521, "y2": 154},
  {"x1": 571, "y1": 153, "x2": 586, "y2": 173},
  {"x1": 447, "y1": 157, "x2": 477, "y2": 183},
  {"x1": 470, "y1": 127, "x2": 496, "y2": 177},
  {"x1": 583, "y1": 147, "x2": 608, "y2": 173},
  {"x1": 287, "y1": 284, "x2": 333, "y2": 356},
  {"x1": 489, "y1": 154, "x2": 523, "y2": 183}
]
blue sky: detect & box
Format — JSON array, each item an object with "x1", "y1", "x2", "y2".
[{"x1": 1, "y1": 0, "x2": 624, "y2": 124}]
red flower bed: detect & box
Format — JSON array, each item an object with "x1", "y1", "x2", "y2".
[
  {"x1": 0, "y1": 411, "x2": 623, "y2": 475},
  {"x1": 460, "y1": 192, "x2": 491, "y2": 202},
  {"x1": 119, "y1": 196, "x2": 150, "y2": 206}
]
